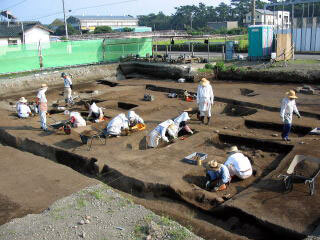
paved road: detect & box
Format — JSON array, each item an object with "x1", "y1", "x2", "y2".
[{"x1": 157, "y1": 51, "x2": 320, "y2": 60}]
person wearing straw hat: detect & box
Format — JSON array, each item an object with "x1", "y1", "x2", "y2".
[
  {"x1": 197, "y1": 78, "x2": 214, "y2": 125},
  {"x1": 16, "y1": 97, "x2": 32, "y2": 118},
  {"x1": 147, "y1": 119, "x2": 177, "y2": 148},
  {"x1": 224, "y1": 146, "x2": 252, "y2": 180},
  {"x1": 36, "y1": 83, "x2": 49, "y2": 131},
  {"x1": 205, "y1": 160, "x2": 230, "y2": 192},
  {"x1": 61, "y1": 72, "x2": 73, "y2": 105},
  {"x1": 280, "y1": 90, "x2": 301, "y2": 141}
]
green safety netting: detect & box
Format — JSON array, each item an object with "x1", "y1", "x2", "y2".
[{"x1": 0, "y1": 37, "x2": 152, "y2": 74}]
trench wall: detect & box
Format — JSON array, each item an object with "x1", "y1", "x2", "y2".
[{"x1": 0, "y1": 63, "x2": 120, "y2": 97}]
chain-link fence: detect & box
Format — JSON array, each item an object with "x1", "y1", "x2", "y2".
[{"x1": 0, "y1": 37, "x2": 152, "y2": 74}]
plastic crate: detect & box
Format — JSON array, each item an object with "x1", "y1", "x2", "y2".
[{"x1": 183, "y1": 152, "x2": 208, "y2": 165}]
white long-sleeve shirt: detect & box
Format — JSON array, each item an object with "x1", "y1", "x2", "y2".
[
  {"x1": 280, "y1": 98, "x2": 300, "y2": 124},
  {"x1": 37, "y1": 88, "x2": 47, "y2": 103},
  {"x1": 224, "y1": 152, "x2": 252, "y2": 173},
  {"x1": 197, "y1": 84, "x2": 214, "y2": 105},
  {"x1": 16, "y1": 103, "x2": 31, "y2": 118},
  {"x1": 153, "y1": 119, "x2": 175, "y2": 142},
  {"x1": 127, "y1": 111, "x2": 144, "y2": 124},
  {"x1": 70, "y1": 112, "x2": 86, "y2": 127},
  {"x1": 88, "y1": 102, "x2": 103, "y2": 118},
  {"x1": 107, "y1": 113, "x2": 129, "y2": 135}
]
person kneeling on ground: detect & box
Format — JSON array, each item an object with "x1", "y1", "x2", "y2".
[
  {"x1": 280, "y1": 90, "x2": 301, "y2": 142},
  {"x1": 224, "y1": 146, "x2": 252, "y2": 180},
  {"x1": 127, "y1": 110, "x2": 144, "y2": 127},
  {"x1": 147, "y1": 119, "x2": 177, "y2": 148},
  {"x1": 205, "y1": 160, "x2": 231, "y2": 192},
  {"x1": 65, "y1": 111, "x2": 86, "y2": 128},
  {"x1": 16, "y1": 97, "x2": 32, "y2": 118},
  {"x1": 88, "y1": 102, "x2": 104, "y2": 122},
  {"x1": 104, "y1": 113, "x2": 129, "y2": 137},
  {"x1": 173, "y1": 112, "x2": 193, "y2": 137}
]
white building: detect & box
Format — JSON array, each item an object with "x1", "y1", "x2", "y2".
[
  {"x1": 67, "y1": 15, "x2": 138, "y2": 32},
  {"x1": 244, "y1": 9, "x2": 290, "y2": 28},
  {"x1": 0, "y1": 22, "x2": 52, "y2": 46}
]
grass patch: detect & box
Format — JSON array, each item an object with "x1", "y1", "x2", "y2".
[
  {"x1": 168, "y1": 227, "x2": 190, "y2": 240},
  {"x1": 133, "y1": 224, "x2": 149, "y2": 240},
  {"x1": 154, "y1": 36, "x2": 247, "y2": 46},
  {"x1": 89, "y1": 189, "x2": 104, "y2": 200},
  {"x1": 288, "y1": 59, "x2": 320, "y2": 65},
  {"x1": 76, "y1": 198, "x2": 87, "y2": 209},
  {"x1": 160, "y1": 216, "x2": 173, "y2": 226},
  {"x1": 197, "y1": 68, "x2": 213, "y2": 73}
]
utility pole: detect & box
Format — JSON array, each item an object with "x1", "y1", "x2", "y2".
[
  {"x1": 251, "y1": 0, "x2": 256, "y2": 25},
  {"x1": 62, "y1": 0, "x2": 68, "y2": 40}
]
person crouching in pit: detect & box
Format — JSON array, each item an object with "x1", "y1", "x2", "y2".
[
  {"x1": 224, "y1": 146, "x2": 252, "y2": 180},
  {"x1": 197, "y1": 78, "x2": 214, "y2": 125},
  {"x1": 173, "y1": 112, "x2": 193, "y2": 137},
  {"x1": 205, "y1": 160, "x2": 230, "y2": 192},
  {"x1": 147, "y1": 119, "x2": 177, "y2": 148},
  {"x1": 16, "y1": 97, "x2": 32, "y2": 118},
  {"x1": 88, "y1": 102, "x2": 104, "y2": 122}
]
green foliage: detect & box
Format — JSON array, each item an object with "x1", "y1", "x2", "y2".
[
  {"x1": 122, "y1": 27, "x2": 134, "y2": 32},
  {"x1": 205, "y1": 63, "x2": 214, "y2": 69},
  {"x1": 228, "y1": 65, "x2": 238, "y2": 72},
  {"x1": 168, "y1": 227, "x2": 190, "y2": 240},
  {"x1": 215, "y1": 61, "x2": 226, "y2": 71},
  {"x1": 76, "y1": 198, "x2": 87, "y2": 209},
  {"x1": 54, "y1": 24, "x2": 78, "y2": 36},
  {"x1": 94, "y1": 26, "x2": 113, "y2": 34},
  {"x1": 89, "y1": 190, "x2": 104, "y2": 200},
  {"x1": 197, "y1": 68, "x2": 213, "y2": 73}
]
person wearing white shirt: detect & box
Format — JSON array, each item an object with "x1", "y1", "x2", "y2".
[
  {"x1": 224, "y1": 146, "x2": 252, "y2": 180},
  {"x1": 16, "y1": 97, "x2": 31, "y2": 118},
  {"x1": 69, "y1": 111, "x2": 86, "y2": 128},
  {"x1": 147, "y1": 119, "x2": 176, "y2": 148},
  {"x1": 36, "y1": 84, "x2": 48, "y2": 131},
  {"x1": 197, "y1": 78, "x2": 214, "y2": 125},
  {"x1": 280, "y1": 90, "x2": 301, "y2": 141},
  {"x1": 173, "y1": 112, "x2": 193, "y2": 137},
  {"x1": 105, "y1": 113, "x2": 130, "y2": 137},
  {"x1": 61, "y1": 72, "x2": 73, "y2": 105},
  {"x1": 88, "y1": 102, "x2": 104, "y2": 122},
  {"x1": 127, "y1": 110, "x2": 144, "y2": 127}
]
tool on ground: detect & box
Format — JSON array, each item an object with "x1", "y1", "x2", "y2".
[
  {"x1": 143, "y1": 94, "x2": 154, "y2": 101},
  {"x1": 278, "y1": 155, "x2": 320, "y2": 195},
  {"x1": 183, "y1": 152, "x2": 208, "y2": 165}
]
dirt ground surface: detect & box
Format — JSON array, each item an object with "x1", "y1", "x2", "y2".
[
  {"x1": 0, "y1": 144, "x2": 98, "y2": 225},
  {"x1": 0, "y1": 77, "x2": 320, "y2": 239}
]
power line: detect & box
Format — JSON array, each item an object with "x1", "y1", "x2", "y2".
[
  {"x1": 26, "y1": 0, "x2": 137, "y2": 21},
  {"x1": 1, "y1": 0, "x2": 27, "y2": 11}
]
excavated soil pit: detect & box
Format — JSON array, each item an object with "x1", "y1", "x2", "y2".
[
  {"x1": 183, "y1": 134, "x2": 292, "y2": 200},
  {"x1": 222, "y1": 104, "x2": 258, "y2": 117},
  {"x1": 75, "y1": 98, "x2": 106, "y2": 106},
  {"x1": 118, "y1": 102, "x2": 138, "y2": 110},
  {"x1": 96, "y1": 80, "x2": 119, "y2": 87},
  {"x1": 245, "y1": 119, "x2": 312, "y2": 137}
]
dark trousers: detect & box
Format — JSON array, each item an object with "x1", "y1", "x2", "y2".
[{"x1": 282, "y1": 123, "x2": 292, "y2": 140}]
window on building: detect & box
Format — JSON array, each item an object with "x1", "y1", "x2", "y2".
[
  {"x1": 248, "y1": 16, "x2": 251, "y2": 20},
  {"x1": 257, "y1": 15, "x2": 259, "y2": 19},
  {"x1": 8, "y1": 39, "x2": 18, "y2": 45}
]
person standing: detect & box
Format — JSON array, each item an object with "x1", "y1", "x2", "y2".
[
  {"x1": 197, "y1": 78, "x2": 214, "y2": 125},
  {"x1": 61, "y1": 72, "x2": 73, "y2": 105},
  {"x1": 36, "y1": 84, "x2": 48, "y2": 131},
  {"x1": 280, "y1": 90, "x2": 301, "y2": 141}
]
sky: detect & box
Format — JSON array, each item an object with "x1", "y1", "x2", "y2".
[{"x1": 0, "y1": 0, "x2": 229, "y2": 24}]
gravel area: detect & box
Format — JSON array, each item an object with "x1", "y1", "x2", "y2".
[{"x1": 0, "y1": 184, "x2": 202, "y2": 240}]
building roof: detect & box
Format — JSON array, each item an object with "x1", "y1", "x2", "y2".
[
  {"x1": 70, "y1": 15, "x2": 137, "y2": 21},
  {"x1": 255, "y1": 9, "x2": 274, "y2": 15},
  {"x1": 0, "y1": 22, "x2": 52, "y2": 38}
]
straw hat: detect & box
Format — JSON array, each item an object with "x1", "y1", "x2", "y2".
[
  {"x1": 286, "y1": 90, "x2": 298, "y2": 99},
  {"x1": 41, "y1": 83, "x2": 48, "y2": 88},
  {"x1": 208, "y1": 160, "x2": 221, "y2": 170},
  {"x1": 19, "y1": 97, "x2": 27, "y2": 103},
  {"x1": 200, "y1": 78, "x2": 209, "y2": 86},
  {"x1": 227, "y1": 145, "x2": 239, "y2": 154}
]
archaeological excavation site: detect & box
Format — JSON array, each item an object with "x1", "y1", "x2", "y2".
[{"x1": 0, "y1": 61, "x2": 320, "y2": 240}]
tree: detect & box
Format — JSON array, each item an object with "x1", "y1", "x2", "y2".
[
  {"x1": 54, "y1": 24, "x2": 78, "y2": 36},
  {"x1": 94, "y1": 26, "x2": 113, "y2": 34},
  {"x1": 122, "y1": 27, "x2": 134, "y2": 32}
]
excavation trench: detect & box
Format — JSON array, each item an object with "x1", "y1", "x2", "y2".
[
  {"x1": 146, "y1": 84, "x2": 320, "y2": 119},
  {"x1": 0, "y1": 125, "x2": 304, "y2": 240}
]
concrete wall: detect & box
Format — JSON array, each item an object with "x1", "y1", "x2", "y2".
[
  {"x1": 0, "y1": 63, "x2": 120, "y2": 97},
  {"x1": 0, "y1": 38, "x2": 22, "y2": 46},
  {"x1": 208, "y1": 21, "x2": 238, "y2": 30},
  {"x1": 24, "y1": 27, "x2": 50, "y2": 44}
]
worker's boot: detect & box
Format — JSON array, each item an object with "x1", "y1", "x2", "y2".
[
  {"x1": 206, "y1": 117, "x2": 211, "y2": 125},
  {"x1": 200, "y1": 116, "x2": 205, "y2": 124}
]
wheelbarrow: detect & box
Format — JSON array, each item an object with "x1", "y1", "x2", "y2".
[
  {"x1": 49, "y1": 120, "x2": 72, "y2": 135},
  {"x1": 72, "y1": 125, "x2": 107, "y2": 151},
  {"x1": 278, "y1": 155, "x2": 320, "y2": 195}
]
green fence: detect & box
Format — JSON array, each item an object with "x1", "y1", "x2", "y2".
[{"x1": 0, "y1": 37, "x2": 152, "y2": 74}]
